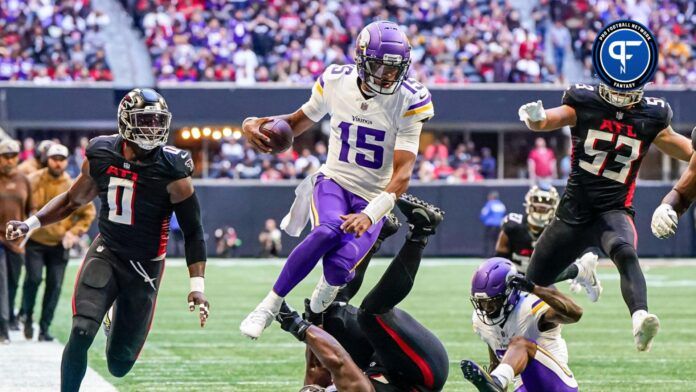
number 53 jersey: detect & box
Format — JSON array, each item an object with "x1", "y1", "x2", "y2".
[
  {"x1": 301, "y1": 64, "x2": 434, "y2": 201},
  {"x1": 558, "y1": 84, "x2": 672, "y2": 224},
  {"x1": 86, "y1": 135, "x2": 193, "y2": 262}
]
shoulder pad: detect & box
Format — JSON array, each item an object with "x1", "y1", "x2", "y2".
[
  {"x1": 85, "y1": 134, "x2": 119, "y2": 160},
  {"x1": 640, "y1": 96, "x2": 673, "y2": 129},
  {"x1": 562, "y1": 84, "x2": 602, "y2": 108},
  {"x1": 401, "y1": 78, "x2": 434, "y2": 121},
  {"x1": 502, "y1": 212, "x2": 525, "y2": 231},
  {"x1": 161, "y1": 145, "x2": 194, "y2": 178}
]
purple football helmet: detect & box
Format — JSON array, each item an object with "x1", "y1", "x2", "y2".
[
  {"x1": 470, "y1": 258, "x2": 521, "y2": 326},
  {"x1": 355, "y1": 21, "x2": 411, "y2": 95}
]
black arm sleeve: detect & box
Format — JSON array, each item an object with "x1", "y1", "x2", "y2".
[{"x1": 173, "y1": 193, "x2": 207, "y2": 266}]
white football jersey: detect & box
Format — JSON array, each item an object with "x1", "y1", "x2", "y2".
[
  {"x1": 472, "y1": 293, "x2": 570, "y2": 366},
  {"x1": 301, "y1": 64, "x2": 434, "y2": 201}
]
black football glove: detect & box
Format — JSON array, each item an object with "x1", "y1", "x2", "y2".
[
  {"x1": 276, "y1": 301, "x2": 312, "y2": 341},
  {"x1": 509, "y1": 274, "x2": 535, "y2": 293},
  {"x1": 303, "y1": 298, "x2": 324, "y2": 325}
]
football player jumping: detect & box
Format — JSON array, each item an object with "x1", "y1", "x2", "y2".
[
  {"x1": 518, "y1": 83, "x2": 692, "y2": 351},
  {"x1": 240, "y1": 20, "x2": 433, "y2": 339},
  {"x1": 462, "y1": 258, "x2": 582, "y2": 392},
  {"x1": 5, "y1": 89, "x2": 209, "y2": 391},
  {"x1": 496, "y1": 185, "x2": 602, "y2": 302}
]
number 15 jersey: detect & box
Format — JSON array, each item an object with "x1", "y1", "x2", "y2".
[
  {"x1": 86, "y1": 135, "x2": 193, "y2": 262},
  {"x1": 301, "y1": 64, "x2": 434, "y2": 201},
  {"x1": 558, "y1": 84, "x2": 672, "y2": 224}
]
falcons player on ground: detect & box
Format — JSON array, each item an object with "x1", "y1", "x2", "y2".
[
  {"x1": 496, "y1": 185, "x2": 602, "y2": 302},
  {"x1": 240, "y1": 20, "x2": 433, "y2": 339},
  {"x1": 518, "y1": 83, "x2": 692, "y2": 352},
  {"x1": 6, "y1": 88, "x2": 210, "y2": 391}
]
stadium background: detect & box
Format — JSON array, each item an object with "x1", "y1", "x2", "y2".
[{"x1": 0, "y1": 0, "x2": 695, "y2": 390}]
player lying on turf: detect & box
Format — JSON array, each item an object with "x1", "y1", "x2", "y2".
[
  {"x1": 5, "y1": 89, "x2": 209, "y2": 392},
  {"x1": 497, "y1": 185, "x2": 602, "y2": 302},
  {"x1": 461, "y1": 258, "x2": 582, "y2": 392},
  {"x1": 277, "y1": 194, "x2": 449, "y2": 391},
  {"x1": 518, "y1": 82, "x2": 692, "y2": 351},
  {"x1": 651, "y1": 127, "x2": 696, "y2": 240},
  {"x1": 240, "y1": 20, "x2": 434, "y2": 339}
]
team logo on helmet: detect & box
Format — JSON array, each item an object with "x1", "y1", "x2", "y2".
[{"x1": 592, "y1": 20, "x2": 658, "y2": 91}]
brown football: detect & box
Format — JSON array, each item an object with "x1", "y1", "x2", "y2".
[{"x1": 259, "y1": 118, "x2": 294, "y2": 154}]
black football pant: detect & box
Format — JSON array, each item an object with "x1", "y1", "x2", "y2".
[
  {"x1": 61, "y1": 236, "x2": 164, "y2": 392},
  {"x1": 3, "y1": 246, "x2": 23, "y2": 325},
  {"x1": 354, "y1": 237, "x2": 449, "y2": 391},
  {"x1": 527, "y1": 210, "x2": 647, "y2": 314},
  {"x1": 22, "y1": 240, "x2": 68, "y2": 333}
]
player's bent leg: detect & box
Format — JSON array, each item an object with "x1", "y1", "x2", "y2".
[
  {"x1": 460, "y1": 360, "x2": 504, "y2": 392},
  {"x1": 358, "y1": 308, "x2": 449, "y2": 391},
  {"x1": 106, "y1": 259, "x2": 164, "y2": 377},
  {"x1": 518, "y1": 343, "x2": 578, "y2": 392},
  {"x1": 555, "y1": 251, "x2": 603, "y2": 302},
  {"x1": 526, "y1": 219, "x2": 590, "y2": 287},
  {"x1": 597, "y1": 211, "x2": 657, "y2": 351},
  {"x1": 312, "y1": 218, "x2": 385, "y2": 312}
]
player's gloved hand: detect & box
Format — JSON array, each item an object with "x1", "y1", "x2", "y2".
[
  {"x1": 518, "y1": 100, "x2": 547, "y2": 125},
  {"x1": 651, "y1": 203, "x2": 678, "y2": 239},
  {"x1": 340, "y1": 213, "x2": 372, "y2": 238},
  {"x1": 276, "y1": 301, "x2": 311, "y2": 341},
  {"x1": 508, "y1": 274, "x2": 535, "y2": 293},
  {"x1": 5, "y1": 220, "x2": 29, "y2": 240},
  {"x1": 188, "y1": 290, "x2": 210, "y2": 328},
  {"x1": 242, "y1": 116, "x2": 273, "y2": 153},
  {"x1": 303, "y1": 298, "x2": 324, "y2": 325}
]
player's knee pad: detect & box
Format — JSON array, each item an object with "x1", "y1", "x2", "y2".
[
  {"x1": 610, "y1": 243, "x2": 639, "y2": 268},
  {"x1": 107, "y1": 357, "x2": 135, "y2": 378},
  {"x1": 71, "y1": 316, "x2": 100, "y2": 341}
]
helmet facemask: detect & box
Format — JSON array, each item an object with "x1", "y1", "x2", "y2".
[
  {"x1": 525, "y1": 186, "x2": 559, "y2": 231},
  {"x1": 359, "y1": 54, "x2": 411, "y2": 95},
  {"x1": 120, "y1": 107, "x2": 171, "y2": 151},
  {"x1": 598, "y1": 83, "x2": 644, "y2": 108}
]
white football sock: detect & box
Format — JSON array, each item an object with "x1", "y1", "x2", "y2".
[
  {"x1": 632, "y1": 309, "x2": 648, "y2": 330},
  {"x1": 490, "y1": 363, "x2": 514, "y2": 387},
  {"x1": 260, "y1": 290, "x2": 283, "y2": 313}
]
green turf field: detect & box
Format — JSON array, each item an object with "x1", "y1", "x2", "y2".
[{"x1": 51, "y1": 259, "x2": 696, "y2": 391}]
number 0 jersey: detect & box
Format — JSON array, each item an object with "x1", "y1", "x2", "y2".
[
  {"x1": 301, "y1": 64, "x2": 434, "y2": 201},
  {"x1": 558, "y1": 84, "x2": 672, "y2": 224},
  {"x1": 86, "y1": 135, "x2": 193, "y2": 262}
]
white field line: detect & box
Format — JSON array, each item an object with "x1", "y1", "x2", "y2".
[{"x1": 0, "y1": 328, "x2": 116, "y2": 392}]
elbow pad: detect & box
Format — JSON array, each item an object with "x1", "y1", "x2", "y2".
[{"x1": 173, "y1": 193, "x2": 207, "y2": 266}]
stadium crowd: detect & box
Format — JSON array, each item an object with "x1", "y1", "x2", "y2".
[{"x1": 0, "y1": 0, "x2": 113, "y2": 82}]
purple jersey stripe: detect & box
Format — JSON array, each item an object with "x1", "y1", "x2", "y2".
[
  {"x1": 401, "y1": 81, "x2": 417, "y2": 94},
  {"x1": 407, "y1": 94, "x2": 432, "y2": 110},
  {"x1": 531, "y1": 298, "x2": 543, "y2": 309},
  {"x1": 319, "y1": 74, "x2": 325, "y2": 88}
]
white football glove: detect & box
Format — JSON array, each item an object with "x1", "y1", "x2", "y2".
[
  {"x1": 518, "y1": 100, "x2": 547, "y2": 126},
  {"x1": 651, "y1": 204, "x2": 678, "y2": 239}
]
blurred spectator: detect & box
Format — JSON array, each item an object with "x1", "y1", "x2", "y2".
[
  {"x1": 480, "y1": 147, "x2": 496, "y2": 179},
  {"x1": 18, "y1": 140, "x2": 53, "y2": 176},
  {"x1": 528, "y1": 137, "x2": 557, "y2": 183},
  {"x1": 479, "y1": 191, "x2": 506, "y2": 256},
  {"x1": 0, "y1": 0, "x2": 112, "y2": 82},
  {"x1": 258, "y1": 218, "x2": 281, "y2": 258},
  {"x1": 214, "y1": 226, "x2": 241, "y2": 258},
  {"x1": 549, "y1": 20, "x2": 571, "y2": 81},
  {"x1": 19, "y1": 138, "x2": 34, "y2": 161},
  {"x1": 425, "y1": 136, "x2": 450, "y2": 161}
]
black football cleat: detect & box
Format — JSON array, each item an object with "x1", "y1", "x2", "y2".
[
  {"x1": 38, "y1": 330, "x2": 54, "y2": 342},
  {"x1": 397, "y1": 194, "x2": 444, "y2": 238},
  {"x1": 377, "y1": 213, "x2": 401, "y2": 241},
  {"x1": 460, "y1": 359, "x2": 505, "y2": 392},
  {"x1": 23, "y1": 317, "x2": 33, "y2": 340}
]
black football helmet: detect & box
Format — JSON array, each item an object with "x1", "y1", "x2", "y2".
[{"x1": 117, "y1": 88, "x2": 171, "y2": 150}]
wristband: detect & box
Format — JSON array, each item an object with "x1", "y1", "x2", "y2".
[
  {"x1": 362, "y1": 192, "x2": 396, "y2": 224},
  {"x1": 189, "y1": 276, "x2": 205, "y2": 293},
  {"x1": 25, "y1": 216, "x2": 41, "y2": 231}
]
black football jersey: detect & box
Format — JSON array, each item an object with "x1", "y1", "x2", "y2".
[
  {"x1": 86, "y1": 135, "x2": 193, "y2": 262},
  {"x1": 500, "y1": 213, "x2": 536, "y2": 273},
  {"x1": 558, "y1": 84, "x2": 672, "y2": 224}
]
